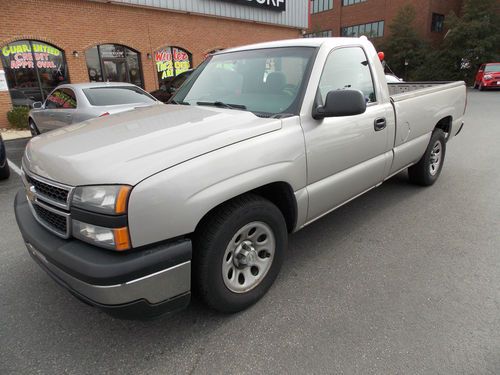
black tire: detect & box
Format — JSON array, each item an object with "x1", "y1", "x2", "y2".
[
  {"x1": 29, "y1": 119, "x2": 40, "y2": 137},
  {"x1": 0, "y1": 159, "x2": 10, "y2": 180},
  {"x1": 193, "y1": 194, "x2": 287, "y2": 313},
  {"x1": 408, "y1": 129, "x2": 446, "y2": 186},
  {"x1": 479, "y1": 83, "x2": 484, "y2": 91}
]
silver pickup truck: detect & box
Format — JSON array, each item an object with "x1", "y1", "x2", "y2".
[{"x1": 15, "y1": 37, "x2": 466, "y2": 318}]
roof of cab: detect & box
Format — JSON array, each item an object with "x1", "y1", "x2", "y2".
[{"x1": 220, "y1": 37, "x2": 371, "y2": 54}]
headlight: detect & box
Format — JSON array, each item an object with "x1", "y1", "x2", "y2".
[
  {"x1": 72, "y1": 185, "x2": 131, "y2": 215},
  {"x1": 484, "y1": 74, "x2": 493, "y2": 80},
  {"x1": 72, "y1": 220, "x2": 131, "y2": 251}
]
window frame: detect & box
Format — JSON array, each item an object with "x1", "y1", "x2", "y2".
[
  {"x1": 311, "y1": 0, "x2": 334, "y2": 14},
  {"x1": 431, "y1": 13, "x2": 445, "y2": 33},
  {"x1": 341, "y1": 20, "x2": 385, "y2": 38},
  {"x1": 315, "y1": 45, "x2": 379, "y2": 108},
  {"x1": 342, "y1": 0, "x2": 367, "y2": 6}
]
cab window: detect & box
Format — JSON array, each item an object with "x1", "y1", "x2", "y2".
[{"x1": 318, "y1": 47, "x2": 376, "y2": 103}]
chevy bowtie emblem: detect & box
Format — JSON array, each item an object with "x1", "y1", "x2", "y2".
[{"x1": 26, "y1": 185, "x2": 36, "y2": 203}]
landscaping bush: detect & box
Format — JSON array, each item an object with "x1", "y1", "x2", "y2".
[{"x1": 7, "y1": 106, "x2": 30, "y2": 130}]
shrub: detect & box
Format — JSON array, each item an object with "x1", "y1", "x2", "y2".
[{"x1": 7, "y1": 106, "x2": 30, "y2": 130}]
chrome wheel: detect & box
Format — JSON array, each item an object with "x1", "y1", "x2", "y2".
[
  {"x1": 222, "y1": 221, "x2": 275, "y2": 293},
  {"x1": 429, "y1": 140, "x2": 442, "y2": 176}
]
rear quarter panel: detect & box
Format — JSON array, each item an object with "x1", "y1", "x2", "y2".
[{"x1": 389, "y1": 82, "x2": 466, "y2": 175}]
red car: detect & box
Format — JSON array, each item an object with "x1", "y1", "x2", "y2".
[{"x1": 474, "y1": 63, "x2": 500, "y2": 91}]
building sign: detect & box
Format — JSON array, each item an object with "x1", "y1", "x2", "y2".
[
  {"x1": 0, "y1": 40, "x2": 68, "y2": 102},
  {"x1": 2, "y1": 42, "x2": 60, "y2": 70},
  {"x1": 155, "y1": 46, "x2": 192, "y2": 82},
  {"x1": 217, "y1": 0, "x2": 286, "y2": 12}
]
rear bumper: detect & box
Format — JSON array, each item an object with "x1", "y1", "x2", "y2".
[{"x1": 14, "y1": 190, "x2": 192, "y2": 319}]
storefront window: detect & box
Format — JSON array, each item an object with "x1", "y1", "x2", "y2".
[
  {"x1": 0, "y1": 40, "x2": 68, "y2": 103},
  {"x1": 154, "y1": 46, "x2": 192, "y2": 89},
  {"x1": 85, "y1": 44, "x2": 144, "y2": 87}
]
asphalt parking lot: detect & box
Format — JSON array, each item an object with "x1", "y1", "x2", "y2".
[{"x1": 1, "y1": 89, "x2": 499, "y2": 374}]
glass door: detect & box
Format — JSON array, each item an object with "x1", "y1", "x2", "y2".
[{"x1": 102, "y1": 59, "x2": 128, "y2": 82}]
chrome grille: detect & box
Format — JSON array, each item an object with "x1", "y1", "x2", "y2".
[
  {"x1": 26, "y1": 174, "x2": 69, "y2": 205},
  {"x1": 22, "y1": 166, "x2": 74, "y2": 239},
  {"x1": 32, "y1": 202, "x2": 68, "y2": 236}
]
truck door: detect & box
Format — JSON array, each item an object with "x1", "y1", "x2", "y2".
[{"x1": 301, "y1": 46, "x2": 393, "y2": 221}]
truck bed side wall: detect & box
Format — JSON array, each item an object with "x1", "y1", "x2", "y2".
[{"x1": 389, "y1": 82, "x2": 466, "y2": 175}]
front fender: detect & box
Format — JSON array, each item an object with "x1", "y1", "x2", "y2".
[{"x1": 127, "y1": 118, "x2": 306, "y2": 248}]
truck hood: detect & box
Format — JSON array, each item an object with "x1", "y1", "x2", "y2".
[{"x1": 24, "y1": 104, "x2": 282, "y2": 186}]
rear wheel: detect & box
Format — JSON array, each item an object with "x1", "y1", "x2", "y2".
[
  {"x1": 29, "y1": 119, "x2": 40, "y2": 137},
  {"x1": 193, "y1": 194, "x2": 287, "y2": 313},
  {"x1": 408, "y1": 129, "x2": 446, "y2": 186}
]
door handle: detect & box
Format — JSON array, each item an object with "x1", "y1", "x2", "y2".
[{"x1": 374, "y1": 117, "x2": 386, "y2": 131}]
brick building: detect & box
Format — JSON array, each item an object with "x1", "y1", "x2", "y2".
[
  {"x1": 307, "y1": 0, "x2": 464, "y2": 44},
  {"x1": 0, "y1": 0, "x2": 308, "y2": 128}
]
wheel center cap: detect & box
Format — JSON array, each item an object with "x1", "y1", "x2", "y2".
[{"x1": 234, "y1": 241, "x2": 257, "y2": 267}]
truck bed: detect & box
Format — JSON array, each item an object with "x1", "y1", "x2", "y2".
[{"x1": 388, "y1": 81, "x2": 459, "y2": 97}]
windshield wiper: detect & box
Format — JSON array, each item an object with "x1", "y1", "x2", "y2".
[
  {"x1": 197, "y1": 101, "x2": 247, "y2": 110},
  {"x1": 170, "y1": 99, "x2": 189, "y2": 105}
]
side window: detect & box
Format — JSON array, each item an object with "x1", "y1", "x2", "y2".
[
  {"x1": 479, "y1": 65, "x2": 485, "y2": 72},
  {"x1": 61, "y1": 88, "x2": 77, "y2": 109},
  {"x1": 45, "y1": 89, "x2": 65, "y2": 109},
  {"x1": 318, "y1": 47, "x2": 376, "y2": 103}
]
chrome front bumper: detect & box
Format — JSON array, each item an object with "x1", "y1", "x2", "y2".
[{"x1": 26, "y1": 242, "x2": 191, "y2": 306}]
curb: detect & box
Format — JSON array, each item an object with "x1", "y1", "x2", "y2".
[{"x1": 0, "y1": 130, "x2": 32, "y2": 141}]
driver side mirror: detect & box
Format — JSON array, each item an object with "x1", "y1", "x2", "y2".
[
  {"x1": 32, "y1": 101, "x2": 43, "y2": 109},
  {"x1": 312, "y1": 89, "x2": 367, "y2": 120}
]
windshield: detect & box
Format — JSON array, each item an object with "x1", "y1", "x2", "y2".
[
  {"x1": 485, "y1": 64, "x2": 500, "y2": 73},
  {"x1": 173, "y1": 47, "x2": 316, "y2": 116},
  {"x1": 83, "y1": 86, "x2": 157, "y2": 106}
]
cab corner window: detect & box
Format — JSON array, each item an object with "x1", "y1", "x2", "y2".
[{"x1": 318, "y1": 47, "x2": 376, "y2": 104}]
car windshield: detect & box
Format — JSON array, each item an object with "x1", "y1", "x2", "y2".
[
  {"x1": 83, "y1": 86, "x2": 157, "y2": 106},
  {"x1": 173, "y1": 47, "x2": 316, "y2": 117},
  {"x1": 484, "y1": 64, "x2": 500, "y2": 72}
]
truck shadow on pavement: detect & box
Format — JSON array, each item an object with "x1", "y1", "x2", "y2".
[{"x1": 9, "y1": 171, "x2": 428, "y2": 369}]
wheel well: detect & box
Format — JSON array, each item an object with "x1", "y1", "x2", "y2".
[
  {"x1": 250, "y1": 182, "x2": 297, "y2": 233},
  {"x1": 195, "y1": 182, "x2": 298, "y2": 235},
  {"x1": 435, "y1": 116, "x2": 452, "y2": 139}
]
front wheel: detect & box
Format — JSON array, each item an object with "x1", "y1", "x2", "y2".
[
  {"x1": 408, "y1": 129, "x2": 446, "y2": 186},
  {"x1": 193, "y1": 194, "x2": 287, "y2": 313}
]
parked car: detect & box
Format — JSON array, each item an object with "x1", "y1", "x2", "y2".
[
  {"x1": 28, "y1": 82, "x2": 161, "y2": 136},
  {"x1": 0, "y1": 134, "x2": 10, "y2": 180},
  {"x1": 9, "y1": 89, "x2": 37, "y2": 108},
  {"x1": 474, "y1": 63, "x2": 500, "y2": 90},
  {"x1": 150, "y1": 70, "x2": 193, "y2": 103},
  {"x1": 15, "y1": 37, "x2": 466, "y2": 319}
]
